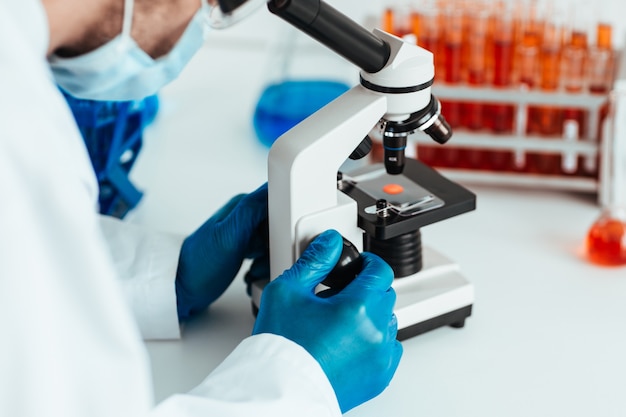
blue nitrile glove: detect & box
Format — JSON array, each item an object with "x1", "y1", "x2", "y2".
[
  {"x1": 252, "y1": 229, "x2": 403, "y2": 413},
  {"x1": 176, "y1": 183, "x2": 268, "y2": 321}
]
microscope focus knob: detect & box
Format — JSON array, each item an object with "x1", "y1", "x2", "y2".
[{"x1": 318, "y1": 236, "x2": 363, "y2": 297}]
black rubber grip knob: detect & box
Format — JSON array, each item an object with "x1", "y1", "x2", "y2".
[{"x1": 318, "y1": 236, "x2": 363, "y2": 297}]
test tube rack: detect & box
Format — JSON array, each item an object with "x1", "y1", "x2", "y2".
[{"x1": 403, "y1": 48, "x2": 626, "y2": 204}]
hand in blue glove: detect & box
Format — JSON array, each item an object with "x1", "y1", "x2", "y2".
[
  {"x1": 252, "y1": 229, "x2": 403, "y2": 413},
  {"x1": 176, "y1": 183, "x2": 268, "y2": 321}
]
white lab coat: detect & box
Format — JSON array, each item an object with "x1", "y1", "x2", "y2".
[{"x1": 0, "y1": 1, "x2": 341, "y2": 416}]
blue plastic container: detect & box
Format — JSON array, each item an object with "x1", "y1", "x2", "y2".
[
  {"x1": 62, "y1": 91, "x2": 159, "y2": 218},
  {"x1": 253, "y1": 80, "x2": 350, "y2": 147}
]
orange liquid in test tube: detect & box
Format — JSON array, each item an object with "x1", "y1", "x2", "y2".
[
  {"x1": 461, "y1": 7, "x2": 489, "y2": 169},
  {"x1": 562, "y1": 2, "x2": 592, "y2": 175},
  {"x1": 490, "y1": 14, "x2": 514, "y2": 127},
  {"x1": 414, "y1": 5, "x2": 443, "y2": 167},
  {"x1": 561, "y1": 41, "x2": 588, "y2": 175},
  {"x1": 584, "y1": 21, "x2": 614, "y2": 177},
  {"x1": 527, "y1": 17, "x2": 564, "y2": 174},
  {"x1": 518, "y1": 26, "x2": 541, "y2": 137},
  {"x1": 410, "y1": 11, "x2": 421, "y2": 40},
  {"x1": 517, "y1": 0, "x2": 543, "y2": 141},
  {"x1": 382, "y1": 8, "x2": 395, "y2": 34},
  {"x1": 464, "y1": 8, "x2": 488, "y2": 130},
  {"x1": 485, "y1": 9, "x2": 514, "y2": 171},
  {"x1": 596, "y1": 22, "x2": 612, "y2": 50},
  {"x1": 537, "y1": 19, "x2": 563, "y2": 136},
  {"x1": 382, "y1": 6, "x2": 412, "y2": 37},
  {"x1": 516, "y1": 15, "x2": 542, "y2": 172},
  {"x1": 483, "y1": 9, "x2": 496, "y2": 86},
  {"x1": 570, "y1": 30, "x2": 588, "y2": 49},
  {"x1": 516, "y1": 0, "x2": 542, "y2": 89},
  {"x1": 442, "y1": 6, "x2": 463, "y2": 124},
  {"x1": 437, "y1": 6, "x2": 463, "y2": 168}
]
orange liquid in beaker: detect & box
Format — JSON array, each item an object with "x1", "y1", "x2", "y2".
[{"x1": 586, "y1": 216, "x2": 626, "y2": 266}]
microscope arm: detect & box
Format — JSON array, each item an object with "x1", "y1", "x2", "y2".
[{"x1": 268, "y1": 86, "x2": 386, "y2": 279}]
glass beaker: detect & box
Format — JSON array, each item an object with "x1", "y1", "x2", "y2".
[
  {"x1": 585, "y1": 91, "x2": 626, "y2": 266},
  {"x1": 252, "y1": 25, "x2": 352, "y2": 147}
]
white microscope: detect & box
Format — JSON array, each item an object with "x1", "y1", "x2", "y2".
[{"x1": 249, "y1": 0, "x2": 476, "y2": 340}]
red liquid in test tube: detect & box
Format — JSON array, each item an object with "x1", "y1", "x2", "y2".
[
  {"x1": 485, "y1": 9, "x2": 514, "y2": 171},
  {"x1": 437, "y1": 6, "x2": 464, "y2": 168},
  {"x1": 527, "y1": 13, "x2": 564, "y2": 175},
  {"x1": 584, "y1": 21, "x2": 614, "y2": 178},
  {"x1": 561, "y1": 3, "x2": 592, "y2": 176},
  {"x1": 515, "y1": 6, "x2": 542, "y2": 172},
  {"x1": 461, "y1": 7, "x2": 489, "y2": 169},
  {"x1": 414, "y1": 5, "x2": 443, "y2": 167}
]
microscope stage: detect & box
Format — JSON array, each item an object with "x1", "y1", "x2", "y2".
[{"x1": 340, "y1": 158, "x2": 476, "y2": 240}]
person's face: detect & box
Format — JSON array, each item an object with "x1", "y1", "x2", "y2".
[
  {"x1": 132, "y1": 0, "x2": 205, "y2": 58},
  {"x1": 56, "y1": 0, "x2": 206, "y2": 59}
]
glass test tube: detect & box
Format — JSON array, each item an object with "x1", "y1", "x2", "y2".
[
  {"x1": 464, "y1": 7, "x2": 488, "y2": 130},
  {"x1": 537, "y1": 16, "x2": 564, "y2": 136},
  {"x1": 514, "y1": 0, "x2": 543, "y2": 171},
  {"x1": 461, "y1": 6, "x2": 490, "y2": 169},
  {"x1": 589, "y1": 20, "x2": 613, "y2": 88},
  {"x1": 516, "y1": 0, "x2": 542, "y2": 90},
  {"x1": 382, "y1": 3, "x2": 413, "y2": 37},
  {"x1": 561, "y1": 2, "x2": 591, "y2": 174},
  {"x1": 437, "y1": 3, "x2": 464, "y2": 168},
  {"x1": 585, "y1": 17, "x2": 614, "y2": 177},
  {"x1": 382, "y1": 7, "x2": 395, "y2": 35},
  {"x1": 414, "y1": 2, "x2": 443, "y2": 167},
  {"x1": 485, "y1": 3, "x2": 514, "y2": 170},
  {"x1": 441, "y1": 4, "x2": 463, "y2": 123},
  {"x1": 527, "y1": 6, "x2": 565, "y2": 174}
]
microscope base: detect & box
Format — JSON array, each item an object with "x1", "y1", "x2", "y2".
[
  {"x1": 249, "y1": 246, "x2": 473, "y2": 341},
  {"x1": 393, "y1": 246, "x2": 474, "y2": 340},
  {"x1": 397, "y1": 305, "x2": 472, "y2": 341}
]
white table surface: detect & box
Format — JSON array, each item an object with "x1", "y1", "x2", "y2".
[{"x1": 128, "y1": 17, "x2": 626, "y2": 417}]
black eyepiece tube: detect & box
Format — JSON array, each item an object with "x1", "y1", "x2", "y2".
[{"x1": 267, "y1": 0, "x2": 391, "y2": 74}]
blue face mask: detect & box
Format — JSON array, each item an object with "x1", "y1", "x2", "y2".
[{"x1": 49, "y1": 0, "x2": 211, "y2": 101}]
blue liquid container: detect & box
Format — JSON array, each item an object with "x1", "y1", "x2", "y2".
[{"x1": 253, "y1": 80, "x2": 350, "y2": 147}]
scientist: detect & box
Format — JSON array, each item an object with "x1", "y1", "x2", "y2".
[{"x1": 0, "y1": 0, "x2": 402, "y2": 416}]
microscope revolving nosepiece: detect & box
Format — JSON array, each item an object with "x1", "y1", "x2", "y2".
[
  {"x1": 383, "y1": 95, "x2": 452, "y2": 144},
  {"x1": 380, "y1": 95, "x2": 451, "y2": 175}
]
